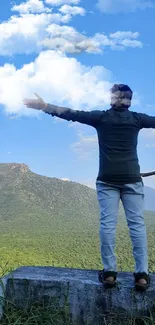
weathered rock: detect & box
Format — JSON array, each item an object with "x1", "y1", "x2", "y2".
[{"x1": 1, "y1": 267, "x2": 155, "y2": 324}]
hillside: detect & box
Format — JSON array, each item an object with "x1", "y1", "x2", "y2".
[
  {"x1": 0, "y1": 163, "x2": 99, "y2": 230},
  {"x1": 0, "y1": 163, "x2": 155, "y2": 275}
]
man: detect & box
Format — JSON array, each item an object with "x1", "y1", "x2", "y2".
[{"x1": 24, "y1": 84, "x2": 154, "y2": 290}]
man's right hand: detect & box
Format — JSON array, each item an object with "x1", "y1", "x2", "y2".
[{"x1": 23, "y1": 93, "x2": 47, "y2": 111}]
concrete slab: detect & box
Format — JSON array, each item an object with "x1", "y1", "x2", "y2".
[{"x1": 2, "y1": 267, "x2": 155, "y2": 325}]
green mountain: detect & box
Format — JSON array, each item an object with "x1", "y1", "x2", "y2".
[{"x1": 0, "y1": 163, "x2": 155, "y2": 276}]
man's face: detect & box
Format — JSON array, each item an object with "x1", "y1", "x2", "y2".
[{"x1": 111, "y1": 90, "x2": 132, "y2": 107}]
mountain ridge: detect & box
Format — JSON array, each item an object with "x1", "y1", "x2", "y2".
[
  {"x1": 1, "y1": 162, "x2": 154, "y2": 211},
  {"x1": 0, "y1": 162, "x2": 155, "y2": 274}
]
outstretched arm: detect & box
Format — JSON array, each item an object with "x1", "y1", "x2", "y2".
[
  {"x1": 141, "y1": 171, "x2": 155, "y2": 177},
  {"x1": 138, "y1": 113, "x2": 155, "y2": 128},
  {"x1": 23, "y1": 93, "x2": 103, "y2": 127}
]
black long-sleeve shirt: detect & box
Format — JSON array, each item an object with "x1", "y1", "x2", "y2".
[{"x1": 44, "y1": 104, "x2": 155, "y2": 185}]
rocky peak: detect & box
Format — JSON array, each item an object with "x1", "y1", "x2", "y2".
[{"x1": 9, "y1": 163, "x2": 29, "y2": 173}]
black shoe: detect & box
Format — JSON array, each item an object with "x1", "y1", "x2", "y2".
[
  {"x1": 134, "y1": 272, "x2": 150, "y2": 291},
  {"x1": 98, "y1": 269, "x2": 117, "y2": 288}
]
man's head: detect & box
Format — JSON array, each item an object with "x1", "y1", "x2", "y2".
[{"x1": 110, "y1": 84, "x2": 133, "y2": 109}]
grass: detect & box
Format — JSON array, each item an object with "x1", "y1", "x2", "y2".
[
  {"x1": 0, "y1": 300, "x2": 155, "y2": 325},
  {"x1": 1, "y1": 299, "x2": 71, "y2": 325}
]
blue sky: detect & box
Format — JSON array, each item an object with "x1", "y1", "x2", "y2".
[{"x1": 0, "y1": 0, "x2": 155, "y2": 188}]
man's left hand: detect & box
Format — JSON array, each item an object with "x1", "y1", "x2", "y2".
[{"x1": 23, "y1": 93, "x2": 47, "y2": 110}]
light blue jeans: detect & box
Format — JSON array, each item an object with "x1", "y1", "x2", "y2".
[{"x1": 96, "y1": 180, "x2": 148, "y2": 274}]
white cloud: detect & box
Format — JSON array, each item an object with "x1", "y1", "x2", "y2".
[
  {"x1": 119, "y1": 39, "x2": 143, "y2": 48},
  {"x1": 45, "y1": 0, "x2": 80, "y2": 6},
  {"x1": 59, "y1": 4, "x2": 85, "y2": 16},
  {"x1": 41, "y1": 26, "x2": 143, "y2": 54},
  {"x1": 110, "y1": 31, "x2": 140, "y2": 39},
  {"x1": 0, "y1": 13, "x2": 71, "y2": 56},
  {"x1": 109, "y1": 31, "x2": 143, "y2": 48},
  {"x1": 71, "y1": 132, "x2": 98, "y2": 159},
  {"x1": 61, "y1": 178, "x2": 70, "y2": 181},
  {"x1": 97, "y1": 0, "x2": 154, "y2": 13},
  {"x1": 41, "y1": 24, "x2": 102, "y2": 53},
  {"x1": 0, "y1": 2, "x2": 143, "y2": 57},
  {"x1": 12, "y1": 0, "x2": 51, "y2": 14},
  {"x1": 0, "y1": 50, "x2": 112, "y2": 116},
  {"x1": 94, "y1": 31, "x2": 143, "y2": 50}
]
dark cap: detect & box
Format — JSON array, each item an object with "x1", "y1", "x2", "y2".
[{"x1": 111, "y1": 84, "x2": 133, "y2": 99}]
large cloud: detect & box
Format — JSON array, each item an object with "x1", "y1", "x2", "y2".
[
  {"x1": 0, "y1": 10, "x2": 143, "y2": 56},
  {"x1": 41, "y1": 26, "x2": 143, "y2": 53},
  {"x1": 0, "y1": 0, "x2": 143, "y2": 56},
  {"x1": 0, "y1": 50, "x2": 112, "y2": 116},
  {"x1": 97, "y1": 0, "x2": 154, "y2": 13}
]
